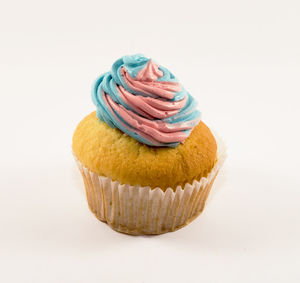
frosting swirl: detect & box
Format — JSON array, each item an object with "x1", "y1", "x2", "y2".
[{"x1": 92, "y1": 54, "x2": 201, "y2": 147}]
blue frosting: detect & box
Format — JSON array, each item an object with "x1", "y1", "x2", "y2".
[{"x1": 92, "y1": 54, "x2": 201, "y2": 147}]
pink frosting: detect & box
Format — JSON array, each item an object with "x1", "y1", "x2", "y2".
[
  {"x1": 100, "y1": 59, "x2": 200, "y2": 145},
  {"x1": 106, "y1": 94, "x2": 189, "y2": 143},
  {"x1": 121, "y1": 60, "x2": 181, "y2": 100},
  {"x1": 101, "y1": 91, "x2": 167, "y2": 146},
  {"x1": 117, "y1": 85, "x2": 187, "y2": 119}
]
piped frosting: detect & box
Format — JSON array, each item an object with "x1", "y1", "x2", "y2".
[{"x1": 92, "y1": 54, "x2": 201, "y2": 147}]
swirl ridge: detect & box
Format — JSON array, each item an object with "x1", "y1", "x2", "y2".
[{"x1": 92, "y1": 54, "x2": 201, "y2": 147}]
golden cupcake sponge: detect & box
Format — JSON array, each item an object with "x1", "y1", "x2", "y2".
[{"x1": 72, "y1": 111, "x2": 217, "y2": 191}]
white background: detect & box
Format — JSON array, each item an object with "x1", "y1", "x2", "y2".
[{"x1": 1, "y1": 0, "x2": 300, "y2": 282}]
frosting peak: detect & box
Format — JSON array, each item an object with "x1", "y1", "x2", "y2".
[
  {"x1": 92, "y1": 54, "x2": 201, "y2": 147},
  {"x1": 135, "y1": 59, "x2": 163, "y2": 81}
]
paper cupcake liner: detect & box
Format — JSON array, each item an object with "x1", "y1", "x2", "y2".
[{"x1": 75, "y1": 137, "x2": 226, "y2": 235}]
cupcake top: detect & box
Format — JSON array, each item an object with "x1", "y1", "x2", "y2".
[
  {"x1": 92, "y1": 54, "x2": 201, "y2": 147},
  {"x1": 73, "y1": 112, "x2": 217, "y2": 190}
]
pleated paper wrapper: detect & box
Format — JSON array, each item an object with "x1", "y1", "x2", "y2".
[{"x1": 75, "y1": 138, "x2": 226, "y2": 235}]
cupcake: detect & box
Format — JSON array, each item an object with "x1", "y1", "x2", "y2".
[{"x1": 72, "y1": 54, "x2": 226, "y2": 235}]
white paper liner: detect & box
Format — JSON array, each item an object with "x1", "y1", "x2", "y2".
[{"x1": 75, "y1": 137, "x2": 226, "y2": 235}]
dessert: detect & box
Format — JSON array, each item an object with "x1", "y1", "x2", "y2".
[{"x1": 72, "y1": 54, "x2": 226, "y2": 235}]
